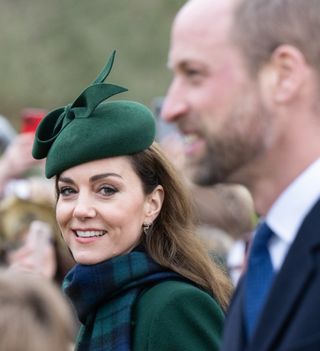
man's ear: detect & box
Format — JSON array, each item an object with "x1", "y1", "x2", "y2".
[
  {"x1": 261, "y1": 44, "x2": 309, "y2": 104},
  {"x1": 143, "y1": 185, "x2": 164, "y2": 224}
]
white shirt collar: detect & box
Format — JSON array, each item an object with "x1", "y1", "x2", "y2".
[{"x1": 266, "y1": 158, "x2": 320, "y2": 246}]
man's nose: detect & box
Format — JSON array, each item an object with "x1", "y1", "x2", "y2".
[{"x1": 161, "y1": 80, "x2": 188, "y2": 123}]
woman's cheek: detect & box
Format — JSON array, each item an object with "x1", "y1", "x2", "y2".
[{"x1": 55, "y1": 203, "x2": 69, "y2": 234}]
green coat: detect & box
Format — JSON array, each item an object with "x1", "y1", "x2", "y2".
[{"x1": 132, "y1": 280, "x2": 224, "y2": 351}]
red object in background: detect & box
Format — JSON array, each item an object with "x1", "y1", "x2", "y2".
[{"x1": 21, "y1": 108, "x2": 47, "y2": 134}]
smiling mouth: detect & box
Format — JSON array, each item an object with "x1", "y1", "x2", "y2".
[
  {"x1": 75, "y1": 230, "x2": 107, "y2": 238},
  {"x1": 183, "y1": 133, "x2": 199, "y2": 144}
]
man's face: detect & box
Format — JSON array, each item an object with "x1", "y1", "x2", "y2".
[{"x1": 162, "y1": 0, "x2": 271, "y2": 186}]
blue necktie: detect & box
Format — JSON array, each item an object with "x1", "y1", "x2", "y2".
[{"x1": 244, "y1": 221, "x2": 275, "y2": 337}]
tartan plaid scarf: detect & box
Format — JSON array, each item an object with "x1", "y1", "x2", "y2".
[{"x1": 63, "y1": 249, "x2": 181, "y2": 351}]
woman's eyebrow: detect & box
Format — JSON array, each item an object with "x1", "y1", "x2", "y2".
[
  {"x1": 58, "y1": 176, "x2": 74, "y2": 185},
  {"x1": 90, "y1": 173, "x2": 123, "y2": 183},
  {"x1": 58, "y1": 173, "x2": 123, "y2": 184}
]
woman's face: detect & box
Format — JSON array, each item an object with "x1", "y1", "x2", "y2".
[{"x1": 56, "y1": 156, "x2": 163, "y2": 265}]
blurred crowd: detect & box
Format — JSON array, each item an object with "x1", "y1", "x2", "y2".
[
  {"x1": 0, "y1": 114, "x2": 75, "y2": 284},
  {"x1": 0, "y1": 114, "x2": 76, "y2": 349}
]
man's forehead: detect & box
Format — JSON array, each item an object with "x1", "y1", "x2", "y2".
[
  {"x1": 174, "y1": 0, "x2": 236, "y2": 28},
  {"x1": 171, "y1": 0, "x2": 234, "y2": 49},
  {"x1": 168, "y1": 9, "x2": 233, "y2": 70}
]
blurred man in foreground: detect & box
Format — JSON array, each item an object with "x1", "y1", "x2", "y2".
[{"x1": 162, "y1": 0, "x2": 320, "y2": 350}]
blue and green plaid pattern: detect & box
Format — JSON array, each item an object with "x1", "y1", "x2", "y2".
[{"x1": 63, "y1": 250, "x2": 180, "y2": 351}]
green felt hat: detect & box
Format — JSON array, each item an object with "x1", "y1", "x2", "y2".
[{"x1": 32, "y1": 51, "x2": 156, "y2": 178}]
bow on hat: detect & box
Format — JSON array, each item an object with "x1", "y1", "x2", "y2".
[{"x1": 32, "y1": 51, "x2": 127, "y2": 160}]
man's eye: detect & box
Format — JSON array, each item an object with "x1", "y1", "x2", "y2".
[
  {"x1": 184, "y1": 68, "x2": 204, "y2": 84},
  {"x1": 58, "y1": 187, "x2": 76, "y2": 196},
  {"x1": 186, "y1": 68, "x2": 200, "y2": 77},
  {"x1": 99, "y1": 186, "x2": 118, "y2": 196}
]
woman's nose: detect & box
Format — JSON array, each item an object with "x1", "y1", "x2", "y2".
[{"x1": 72, "y1": 195, "x2": 96, "y2": 220}]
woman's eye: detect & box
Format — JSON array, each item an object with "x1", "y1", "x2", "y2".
[
  {"x1": 58, "y1": 187, "x2": 76, "y2": 196},
  {"x1": 99, "y1": 186, "x2": 118, "y2": 196}
]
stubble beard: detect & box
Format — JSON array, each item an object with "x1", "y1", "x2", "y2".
[{"x1": 188, "y1": 97, "x2": 270, "y2": 187}]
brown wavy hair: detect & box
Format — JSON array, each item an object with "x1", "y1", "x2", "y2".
[{"x1": 129, "y1": 143, "x2": 232, "y2": 311}]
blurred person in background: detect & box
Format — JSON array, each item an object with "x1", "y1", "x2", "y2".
[
  {"x1": 32, "y1": 52, "x2": 232, "y2": 351},
  {"x1": 0, "y1": 193, "x2": 75, "y2": 284},
  {"x1": 162, "y1": 0, "x2": 320, "y2": 350},
  {"x1": 0, "y1": 109, "x2": 46, "y2": 199},
  {"x1": 0, "y1": 268, "x2": 75, "y2": 351},
  {"x1": 0, "y1": 112, "x2": 74, "y2": 283},
  {"x1": 0, "y1": 124, "x2": 35, "y2": 196},
  {"x1": 0, "y1": 115, "x2": 16, "y2": 154}
]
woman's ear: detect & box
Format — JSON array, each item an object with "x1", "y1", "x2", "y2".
[{"x1": 143, "y1": 185, "x2": 164, "y2": 224}]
